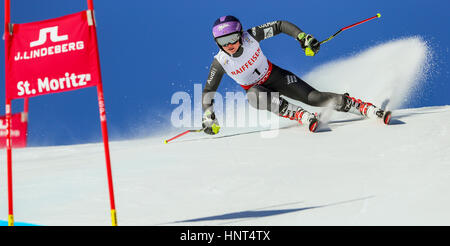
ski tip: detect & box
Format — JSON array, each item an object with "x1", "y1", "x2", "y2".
[
  {"x1": 309, "y1": 119, "x2": 319, "y2": 132},
  {"x1": 164, "y1": 140, "x2": 168, "y2": 144},
  {"x1": 384, "y1": 111, "x2": 392, "y2": 125}
]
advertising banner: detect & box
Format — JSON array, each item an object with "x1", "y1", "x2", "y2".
[
  {"x1": 5, "y1": 11, "x2": 100, "y2": 100},
  {"x1": 0, "y1": 112, "x2": 28, "y2": 148}
]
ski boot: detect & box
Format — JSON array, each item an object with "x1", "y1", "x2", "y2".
[
  {"x1": 280, "y1": 101, "x2": 319, "y2": 132},
  {"x1": 340, "y1": 93, "x2": 392, "y2": 125}
]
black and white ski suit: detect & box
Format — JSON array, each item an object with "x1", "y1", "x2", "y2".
[{"x1": 202, "y1": 20, "x2": 346, "y2": 114}]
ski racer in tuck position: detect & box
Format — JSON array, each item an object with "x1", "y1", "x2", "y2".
[{"x1": 201, "y1": 15, "x2": 392, "y2": 135}]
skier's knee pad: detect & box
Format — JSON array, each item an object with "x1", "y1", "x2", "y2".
[
  {"x1": 246, "y1": 85, "x2": 278, "y2": 111},
  {"x1": 246, "y1": 87, "x2": 261, "y2": 109},
  {"x1": 307, "y1": 91, "x2": 344, "y2": 109}
]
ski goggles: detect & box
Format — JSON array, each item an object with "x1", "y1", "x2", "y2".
[{"x1": 215, "y1": 32, "x2": 241, "y2": 47}]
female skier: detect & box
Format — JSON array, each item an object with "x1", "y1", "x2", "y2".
[{"x1": 202, "y1": 15, "x2": 391, "y2": 135}]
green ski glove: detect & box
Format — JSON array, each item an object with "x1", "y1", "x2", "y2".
[
  {"x1": 297, "y1": 32, "x2": 321, "y2": 56},
  {"x1": 202, "y1": 110, "x2": 220, "y2": 135}
]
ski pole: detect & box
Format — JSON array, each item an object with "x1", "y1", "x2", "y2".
[
  {"x1": 164, "y1": 128, "x2": 205, "y2": 144},
  {"x1": 305, "y1": 13, "x2": 382, "y2": 56}
]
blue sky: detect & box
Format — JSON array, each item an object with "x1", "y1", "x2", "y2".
[{"x1": 1, "y1": 0, "x2": 449, "y2": 146}]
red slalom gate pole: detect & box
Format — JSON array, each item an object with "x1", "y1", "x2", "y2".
[
  {"x1": 22, "y1": 97, "x2": 29, "y2": 124},
  {"x1": 5, "y1": 101, "x2": 13, "y2": 226},
  {"x1": 24, "y1": 98, "x2": 29, "y2": 114},
  {"x1": 87, "y1": 0, "x2": 118, "y2": 226},
  {"x1": 4, "y1": 0, "x2": 14, "y2": 227}
]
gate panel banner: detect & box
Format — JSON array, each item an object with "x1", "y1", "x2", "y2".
[
  {"x1": 0, "y1": 112, "x2": 28, "y2": 148},
  {"x1": 5, "y1": 11, "x2": 100, "y2": 100}
]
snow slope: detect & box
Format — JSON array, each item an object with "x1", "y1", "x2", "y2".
[
  {"x1": 1, "y1": 105, "x2": 450, "y2": 226},
  {"x1": 2, "y1": 36, "x2": 447, "y2": 226}
]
